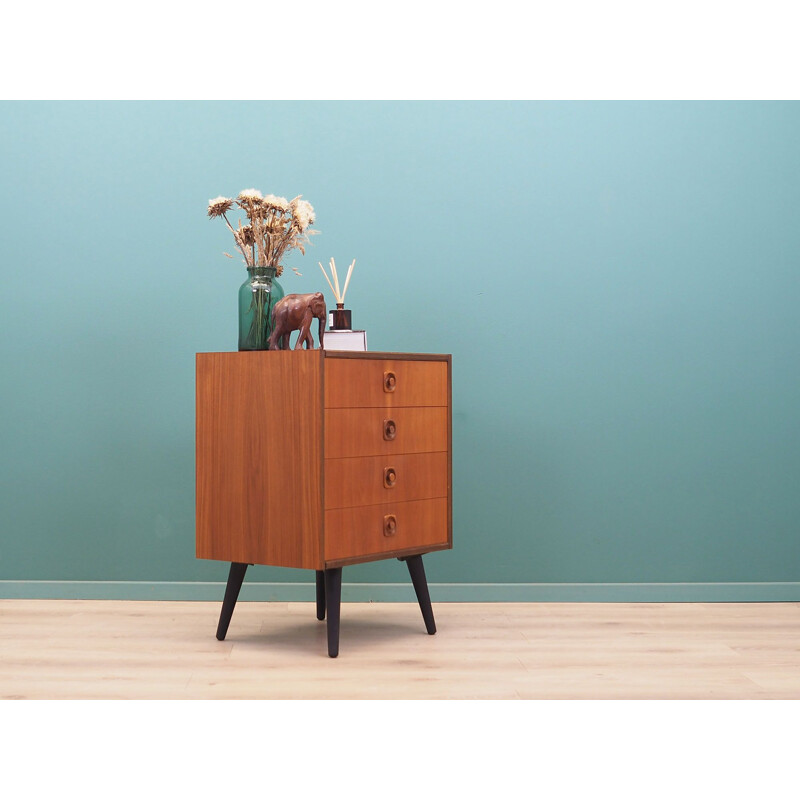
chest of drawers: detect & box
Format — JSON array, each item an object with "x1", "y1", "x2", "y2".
[{"x1": 195, "y1": 350, "x2": 452, "y2": 656}]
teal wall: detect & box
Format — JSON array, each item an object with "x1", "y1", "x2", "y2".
[{"x1": 1, "y1": 101, "x2": 799, "y2": 600}]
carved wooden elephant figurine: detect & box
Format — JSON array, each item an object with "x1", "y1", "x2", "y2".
[{"x1": 268, "y1": 292, "x2": 326, "y2": 350}]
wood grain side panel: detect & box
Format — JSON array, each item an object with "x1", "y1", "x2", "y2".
[
  {"x1": 447, "y1": 354, "x2": 453, "y2": 549},
  {"x1": 324, "y1": 406, "x2": 447, "y2": 458},
  {"x1": 324, "y1": 358, "x2": 447, "y2": 408},
  {"x1": 324, "y1": 497, "x2": 449, "y2": 562},
  {"x1": 324, "y1": 452, "x2": 448, "y2": 510},
  {"x1": 195, "y1": 351, "x2": 323, "y2": 570}
]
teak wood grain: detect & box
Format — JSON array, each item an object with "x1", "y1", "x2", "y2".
[
  {"x1": 324, "y1": 452, "x2": 448, "y2": 510},
  {"x1": 324, "y1": 406, "x2": 448, "y2": 459},
  {"x1": 324, "y1": 357, "x2": 448, "y2": 408},
  {"x1": 325, "y1": 497, "x2": 449, "y2": 562},
  {"x1": 196, "y1": 351, "x2": 323, "y2": 569},
  {"x1": 196, "y1": 350, "x2": 452, "y2": 570}
]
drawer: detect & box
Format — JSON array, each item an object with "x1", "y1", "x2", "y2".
[
  {"x1": 325, "y1": 406, "x2": 448, "y2": 458},
  {"x1": 325, "y1": 452, "x2": 448, "y2": 510},
  {"x1": 324, "y1": 357, "x2": 448, "y2": 408},
  {"x1": 325, "y1": 497, "x2": 448, "y2": 562}
]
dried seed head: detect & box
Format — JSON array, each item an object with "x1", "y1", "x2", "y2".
[
  {"x1": 263, "y1": 194, "x2": 290, "y2": 212},
  {"x1": 207, "y1": 196, "x2": 234, "y2": 218},
  {"x1": 239, "y1": 225, "x2": 255, "y2": 246},
  {"x1": 291, "y1": 199, "x2": 315, "y2": 231},
  {"x1": 237, "y1": 188, "x2": 263, "y2": 203},
  {"x1": 236, "y1": 189, "x2": 265, "y2": 215}
]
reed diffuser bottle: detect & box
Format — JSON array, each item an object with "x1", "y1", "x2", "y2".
[{"x1": 319, "y1": 257, "x2": 355, "y2": 330}]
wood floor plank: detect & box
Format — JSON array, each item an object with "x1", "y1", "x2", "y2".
[{"x1": 1, "y1": 599, "x2": 799, "y2": 699}]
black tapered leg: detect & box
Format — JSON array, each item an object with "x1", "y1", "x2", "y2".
[
  {"x1": 216, "y1": 562, "x2": 248, "y2": 641},
  {"x1": 324, "y1": 567, "x2": 343, "y2": 657},
  {"x1": 315, "y1": 570, "x2": 326, "y2": 621},
  {"x1": 404, "y1": 555, "x2": 436, "y2": 635}
]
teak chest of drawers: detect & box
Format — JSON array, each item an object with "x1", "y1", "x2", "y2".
[{"x1": 196, "y1": 350, "x2": 452, "y2": 656}]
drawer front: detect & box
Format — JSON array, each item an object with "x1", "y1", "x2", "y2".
[
  {"x1": 325, "y1": 452, "x2": 448, "y2": 510},
  {"x1": 325, "y1": 497, "x2": 448, "y2": 562},
  {"x1": 325, "y1": 358, "x2": 448, "y2": 408},
  {"x1": 325, "y1": 406, "x2": 448, "y2": 459}
]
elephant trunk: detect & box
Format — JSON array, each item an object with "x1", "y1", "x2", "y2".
[{"x1": 318, "y1": 310, "x2": 325, "y2": 350}]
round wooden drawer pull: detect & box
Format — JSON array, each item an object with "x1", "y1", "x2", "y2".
[
  {"x1": 383, "y1": 371, "x2": 397, "y2": 392},
  {"x1": 383, "y1": 419, "x2": 397, "y2": 440},
  {"x1": 383, "y1": 467, "x2": 397, "y2": 488},
  {"x1": 383, "y1": 514, "x2": 397, "y2": 537}
]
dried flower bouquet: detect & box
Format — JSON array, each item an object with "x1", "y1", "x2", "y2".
[
  {"x1": 207, "y1": 189, "x2": 317, "y2": 350},
  {"x1": 207, "y1": 189, "x2": 317, "y2": 275}
]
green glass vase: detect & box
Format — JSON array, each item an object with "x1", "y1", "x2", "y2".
[{"x1": 238, "y1": 266, "x2": 284, "y2": 351}]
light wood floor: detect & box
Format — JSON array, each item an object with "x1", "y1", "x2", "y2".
[{"x1": 1, "y1": 599, "x2": 799, "y2": 699}]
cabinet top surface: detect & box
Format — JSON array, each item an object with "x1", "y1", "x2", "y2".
[{"x1": 196, "y1": 351, "x2": 451, "y2": 361}]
